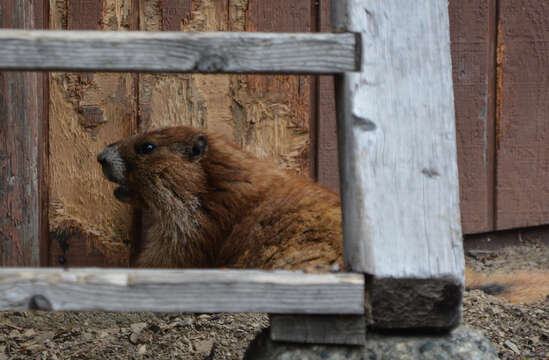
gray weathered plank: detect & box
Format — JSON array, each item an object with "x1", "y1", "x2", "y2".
[
  {"x1": 270, "y1": 315, "x2": 365, "y2": 345},
  {"x1": 332, "y1": 0, "x2": 464, "y2": 329},
  {"x1": 0, "y1": 30, "x2": 359, "y2": 74},
  {"x1": 0, "y1": 268, "x2": 364, "y2": 314}
]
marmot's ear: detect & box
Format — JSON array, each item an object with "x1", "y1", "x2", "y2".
[{"x1": 190, "y1": 134, "x2": 208, "y2": 160}]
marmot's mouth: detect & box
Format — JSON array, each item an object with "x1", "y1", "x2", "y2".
[{"x1": 114, "y1": 185, "x2": 133, "y2": 203}]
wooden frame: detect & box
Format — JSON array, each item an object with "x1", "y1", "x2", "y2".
[
  {"x1": 0, "y1": 0, "x2": 464, "y2": 345},
  {"x1": 0, "y1": 268, "x2": 364, "y2": 314},
  {"x1": 333, "y1": 0, "x2": 464, "y2": 329},
  {"x1": 0, "y1": 30, "x2": 359, "y2": 74}
]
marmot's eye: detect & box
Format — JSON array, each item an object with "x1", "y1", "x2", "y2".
[{"x1": 136, "y1": 142, "x2": 156, "y2": 155}]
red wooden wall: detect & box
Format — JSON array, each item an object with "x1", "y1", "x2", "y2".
[{"x1": 1, "y1": 0, "x2": 549, "y2": 266}]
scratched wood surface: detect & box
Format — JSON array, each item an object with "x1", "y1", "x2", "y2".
[
  {"x1": 48, "y1": 0, "x2": 136, "y2": 267},
  {"x1": 0, "y1": 0, "x2": 47, "y2": 266},
  {"x1": 449, "y1": 0, "x2": 496, "y2": 234},
  {"x1": 495, "y1": 0, "x2": 549, "y2": 230}
]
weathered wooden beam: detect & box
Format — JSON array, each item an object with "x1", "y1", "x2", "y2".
[
  {"x1": 0, "y1": 268, "x2": 364, "y2": 314},
  {"x1": 270, "y1": 315, "x2": 366, "y2": 345},
  {"x1": 333, "y1": 0, "x2": 464, "y2": 329},
  {"x1": 0, "y1": 30, "x2": 359, "y2": 74}
]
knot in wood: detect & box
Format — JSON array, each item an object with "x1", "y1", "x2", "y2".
[
  {"x1": 29, "y1": 295, "x2": 53, "y2": 310},
  {"x1": 196, "y1": 54, "x2": 227, "y2": 72}
]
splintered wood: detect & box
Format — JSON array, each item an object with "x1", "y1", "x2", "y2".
[{"x1": 48, "y1": 0, "x2": 136, "y2": 266}]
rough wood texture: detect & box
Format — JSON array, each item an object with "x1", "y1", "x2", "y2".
[
  {"x1": 333, "y1": 0, "x2": 464, "y2": 329},
  {"x1": 0, "y1": 0, "x2": 47, "y2": 266},
  {"x1": 316, "y1": 0, "x2": 340, "y2": 192},
  {"x1": 270, "y1": 315, "x2": 365, "y2": 345},
  {"x1": 0, "y1": 30, "x2": 358, "y2": 74},
  {"x1": 48, "y1": 0, "x2": 136, "y2": 267},
  {"x1": 236, "y1": 0, "x2": 317, "y2": 176},
  {"x1": 0, "y1": 269, "x2": 364, "y2": 314},
  {"x1": 496, "y1": 0, "x2": 549, "y2": 230},
  {"x1": 369, "y1": 277, "x2": 462, "y2": 329},
  {"x1": 449, "y1": 0, "x2": 496, "y2": 234}
]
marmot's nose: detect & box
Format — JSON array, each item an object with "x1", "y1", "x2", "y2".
[
  {"x1": 97, "y1": 151, "x2": 106, "y2": 165},
  {"x1": 97, "y1": 143, "x2": 115, "y2": 164}
]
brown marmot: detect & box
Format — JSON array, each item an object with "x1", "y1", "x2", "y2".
[
  {"x1": 98, "y1": 126, "x2": 549, "y2": 303},
  {"x1": 98, "y1": 126, "x2": 343, "y2": 270}
]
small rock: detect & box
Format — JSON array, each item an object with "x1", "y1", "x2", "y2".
[
  {"x1": 137, "y1": 344, "x2": 147, "y2": 355},
  {"x1": 195, "y1": 339, "x2": 215, "y2": 357},
  {"x1": 504, "y1": 340, "x2": 520, "y2": 355},
  {"x1": 23, "y1": 329, "x2": 36, "y2": 337},
  {"x1": 467, "y1": 250, "x2": 494, "y2": 260},
  {"x1": 330, "y1": 263, "x2": 341, "y2": 272},
  {"x1": 129, "y1": 332, "x2": 140, "y2": 344},
  {"x1": 197, "y1": 314, "x2": 211, "y2": 321},
  {"x1": 130, "y1": 322, "x2": 147, "y2": 334}
]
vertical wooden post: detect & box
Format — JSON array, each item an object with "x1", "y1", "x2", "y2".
[
  {"x1": 0, "y1": 0, "x2": 48, "y2": 266},
  {"x1": 333, "y1": 0, "x2": 465, "y2": 329}
]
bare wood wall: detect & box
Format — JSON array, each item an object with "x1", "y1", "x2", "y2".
[{"x1": 495, "y1": 1, "x2": 549, "y2": 231}]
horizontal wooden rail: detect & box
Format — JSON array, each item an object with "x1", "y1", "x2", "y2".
[
  {"x1": 0, "y1": 30, "x2": 359, "y2": 74},
  {"x1": 0, "y1": 268, "x2": 364, "y2": 314}
]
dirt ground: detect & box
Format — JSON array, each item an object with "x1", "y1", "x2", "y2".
[{"x1": 1, "y1": 244, "x2": 548, "y2": 360}]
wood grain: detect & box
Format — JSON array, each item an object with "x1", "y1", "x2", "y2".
[
  {"x1": 270, "y1": 315, "x2": 365, "y2": 345},
  {"x1": 235, "y1": 0, "x2": 316, "y2": 176},
  {"x1": 495, "y1": 0, "x2": 549, "y2": 230},
  {"x1": 0, "y1": 0, "x2": 47, "y2": 266},
  {"x1": 449, "y1": 0, "x2": 496, "y2": 234},
  {"x1": 316, "y1": 0, "x2": 340, "y2": 192},
  {"x1": 0, "y1": 30, "x2": 358, "y2": 74},
  {"x1": 0, "y1": 268, "x2": 364, "y2": 314},
  {"x1": 333, "y1": 0, "x2": 464, "y2": 329},
  {"x1": 48, "y1": 0, "x2": 136, "y2": 267}
]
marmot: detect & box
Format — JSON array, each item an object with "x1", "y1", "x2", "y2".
[
  {"x1": 98, "y1": 126, "x2": 549, "y2": 303},
  {"x1": 98, "y1": 126, "x2": 343, "y2": 270}
]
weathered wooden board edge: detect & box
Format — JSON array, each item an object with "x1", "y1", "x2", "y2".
[
  {"x1": 332, "y1": 0, "x2": 464, "y2": 330},
  {"x1": 367, "y1": 275, "x2": 463, "y2": 330},
  {"x1": 332, "y1": 0, "x2": 465, "y2": 276},
  {"x1": 0, "y1": 30, "x2": 359, "y2": 74},
  {"x1": 0, "y1": 268, "x2": 364, "y2": 314},
  {"x1": 270, "y1": 314, "x2": 366, "y2": 345}
]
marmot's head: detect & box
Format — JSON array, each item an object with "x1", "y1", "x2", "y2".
[{"x1": 97, "y1": 126, "x2": 209, "y2": 211}]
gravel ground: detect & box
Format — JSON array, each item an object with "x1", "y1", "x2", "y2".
[
  {"x1": 464, "y1": 244, "x2": 549, "y2": 360},
  {"x1": 1, "y1": 244, "x2": 547, "y2": 360}
]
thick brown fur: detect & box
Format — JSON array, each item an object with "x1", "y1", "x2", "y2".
[
  {"x1": 99, "y1": 126, "x2": 343, "y2": 271},
  {"x1": 99, "y1": 126, "x2": 549, "y2": 301}
]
